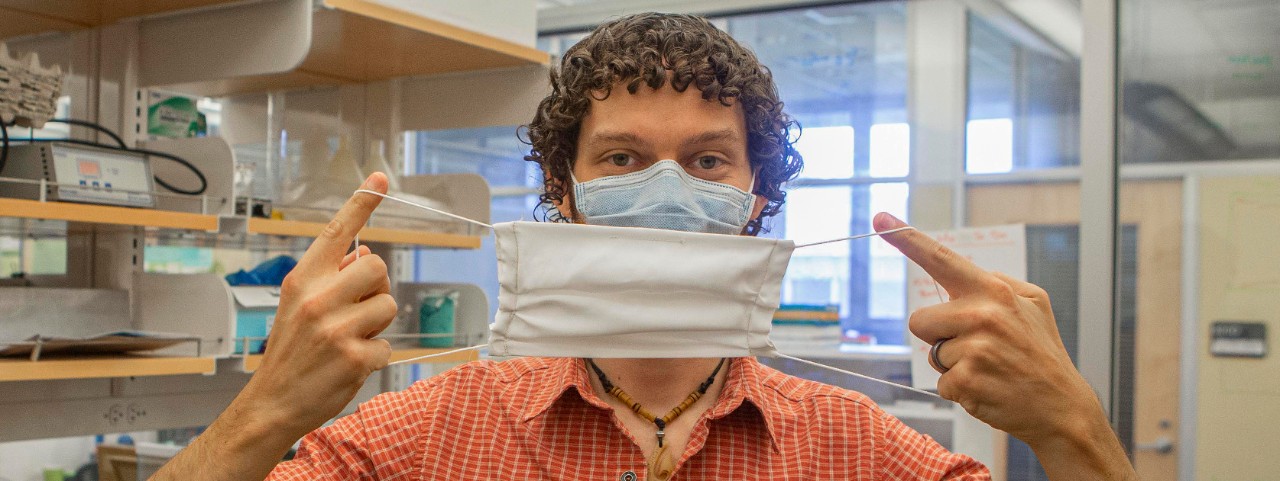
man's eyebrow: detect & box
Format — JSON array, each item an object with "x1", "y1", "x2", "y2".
[
  {"x1": 686, "y1": 129, "x2": 740, "y2": 145},
  {"x1": 583, "y1": 131, "x2": 647, "y2": 149}
]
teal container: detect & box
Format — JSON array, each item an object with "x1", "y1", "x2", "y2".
[
  {"x1": 235, "y1": 310, "x2": 273, "y2": 354},
  {"x1": 418, "y1": 293, "x2": 456, "y2": 348}
]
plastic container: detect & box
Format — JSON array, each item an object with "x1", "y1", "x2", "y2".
[{"x1": 418, "y1": 290, "x2": 457, "y2": 348}]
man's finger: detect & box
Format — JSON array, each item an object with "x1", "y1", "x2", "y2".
[
  {"x1": 362, "y1": 338, "x2": 394, "y2": 371},
  {"x1": 340, "y1": 245, "x2": 372, "y2": 270},
  {"x1": 931, "y1": 336, "x2": 966, "y2": 373},
  {"x1": 334, "y1": 254, "x2": 392, "y2": 302},
  {"x1": 874, "y1": 212, "x2": 989, "y2": 298},
  {"x1": 908, "y1": 300, "x2": 976, "y2": 344},
  {"x1": 297, "y1": 173, "x2": 389, "y2": 273},
  {"x1": 334, "y1": 292, "x2": 398, "y2": 338}
]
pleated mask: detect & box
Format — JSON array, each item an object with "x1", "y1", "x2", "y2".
[{"x1": 352, "y1": 189, "x2": 940, "y2": 399}]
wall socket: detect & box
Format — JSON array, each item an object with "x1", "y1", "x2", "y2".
[{"x1": 103, "y1": 403, "x2": 149, "y2": 427}]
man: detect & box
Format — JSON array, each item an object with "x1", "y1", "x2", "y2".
[{"x1": 153, "y1": 13, "x2": 1136, "y2": 480}]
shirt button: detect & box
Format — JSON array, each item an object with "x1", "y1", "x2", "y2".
[{"x1": 619, "y1": 471, "x2": 637, "y2": 481}]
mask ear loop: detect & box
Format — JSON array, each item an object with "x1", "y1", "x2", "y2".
[
  {"x1": 349, "y1": 189, "x2": 495, "y2": 259},
  {"x1": 773, "y1": 353, "x2": 943, "y2": 399},
  {"x1": 388, "y1": 344, "x2": 488, "y2": 366},
  {"x1": 785, "y1": 225, "x2": 950, "y2": 400}
]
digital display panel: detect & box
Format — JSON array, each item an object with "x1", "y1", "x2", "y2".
[{"x1": 78, "y1": 159, "x2": 102, "y2": 178}]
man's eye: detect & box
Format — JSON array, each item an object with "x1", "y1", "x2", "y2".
[
  {"x1": 609, "y1": 153, "x2": 634, "y2": 167},
  {"x1": 696, "y1": 156, "x2": 722, "y2": 169}
]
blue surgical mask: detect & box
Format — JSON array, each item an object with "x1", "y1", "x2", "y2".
[{"x1": 572, "y1": 160, "x2": 757, "y2": 235}]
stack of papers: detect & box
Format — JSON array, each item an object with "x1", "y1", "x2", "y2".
[{"x1": 0, "y1": 331, "x2": 196, "y2": 357}]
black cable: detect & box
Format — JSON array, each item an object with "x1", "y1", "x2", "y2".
[
  {"x1": 15, "y1": 137, "x2": 208, "y2": 195},
  {"x1": 0, "y1": 121, "x2": 9, "y2": 175},
  {"x1": 46, "y1": 118, "x2": 127, "y2": 148}
]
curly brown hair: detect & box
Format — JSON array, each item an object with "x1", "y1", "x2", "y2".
[{"x1": 521, "y1": 12, "x2": 803, "y2": 235}]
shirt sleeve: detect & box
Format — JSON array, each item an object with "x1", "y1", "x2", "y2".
[
  {"x1": 265, "y1": 367, "x2": 464, "y2": 481},
  {"x1": 877, "y1": 409, "x2": 991, "y2": 480},
  {"x1": 266, "y1": 408, "x2": 379, "y2": 481}
]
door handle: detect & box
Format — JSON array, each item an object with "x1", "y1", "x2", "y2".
[{"x1": 1135, "y1": 436, "x2": 1174, "y2": 454}]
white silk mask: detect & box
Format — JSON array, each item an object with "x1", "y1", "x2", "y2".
[{"x1": 353, "y1": 190, "x2": 941, "y2": 399}]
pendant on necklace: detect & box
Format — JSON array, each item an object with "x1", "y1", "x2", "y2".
[
  {"x1": 654, "y1": 418, "x2": 667, "y2": 447},
  {"x1": 649, "y1": 444, "x2": 676, "y2": 481}
]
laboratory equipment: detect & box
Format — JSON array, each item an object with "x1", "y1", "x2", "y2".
[{"x1": 0, "y1": 142, "x2": 156, "y2": 207}]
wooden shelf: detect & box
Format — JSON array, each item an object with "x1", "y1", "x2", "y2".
[
  {"x1": 246, "y1": 217, "x2": 481, "y2": 249},
  {"x1": 0, "y1": 355, "x2": 216, "y2": 382},
  {"x1": 163, "y1": 0, "x2": 548, "y2": 97},
  {"x1": 2, "y1": 0, "x2": 549, "y2": 97},
  {"x1": 0, "y1": 198, "x2": 219, "y2": 231},
  {"x1": 0, "y1": 0, "x2": 232, "y2": 40},
  {"x1": 241, "y1": 347, "x2": 478, "y2": 372}
]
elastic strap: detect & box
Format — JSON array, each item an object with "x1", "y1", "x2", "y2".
[
  {"x1": 795, "y1": 226, "x2": 916, "y2": 248},
  {"x1": 386, "y1": 344, "x2": 488, "y2": 367},
  {"x1": 351, "y1": 189, "x2": 495, "y2": 258},
  {"x1": 774, "y1": 352, "x2": 944, "y2": 400}
]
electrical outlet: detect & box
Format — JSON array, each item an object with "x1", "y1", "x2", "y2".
[
  {"x1": 127, "y1": 403, "x2": 148, "y2": 424},
  {"x1": 103, "y1": 404, "x2": 126, "y2": 426}
]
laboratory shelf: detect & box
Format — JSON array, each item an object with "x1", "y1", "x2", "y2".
[
  {"x1": 1, "y1": 0, "x2": 549, "y2": 97},
  {"x1": 245, "y1": 217, "x2": 481, "y2": 249},
  {"x1": 0, "y1": 0, "x2": 229, "y2": 39},
  {"x1": 159, "y1": 0, "x2": 548, "y2": 96},
  {"x1": 240, "y1": 347, "x2": 479, "y2": 373},
  {"x1": 0, "y1": 355, "x2": 217, "y2": 382},
  {"x1": 0, "y1": 198, "x2": 219, "y2": 231}
]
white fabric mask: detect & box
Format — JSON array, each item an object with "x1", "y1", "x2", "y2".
[
  {"x1": 353, "y1": 190, "x2": 940, "y2": 399},
  {"x1": 488, "y1": 221, "x2": 792, "y2": 358}
]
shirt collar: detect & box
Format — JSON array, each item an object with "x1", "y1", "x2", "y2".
[
  {"x1": 520, "y1": 357, "x2": 783, "y2": 451},
  {"x1": 518, "y1": 358, "x2": 608, "y2": 424}
]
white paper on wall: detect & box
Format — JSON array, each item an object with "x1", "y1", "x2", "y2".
[{"x1": 907, "y1": 224, "x2": 1027, "y2": 390}]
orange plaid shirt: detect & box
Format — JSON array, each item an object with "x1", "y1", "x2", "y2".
[{"x1": 268, "y1": 357, "x2": 989, "y2": 480}]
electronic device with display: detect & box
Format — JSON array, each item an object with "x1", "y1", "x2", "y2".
[{"x1": 0, "y1": 142, "x2": 155, "y2": 207}]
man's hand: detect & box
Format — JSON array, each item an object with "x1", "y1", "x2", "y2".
[
  {"x1": 875, "y1": 212, "x2": 1136, "y2": 481},
  {"x1": 241, "y1": 173, "x2": 396, "y2": 438},
  {"x1": 151, "y1": 173, "x2": 395, "y2": 481}
]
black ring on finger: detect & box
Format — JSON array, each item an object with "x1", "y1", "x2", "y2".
[{"x1": 930, "y1": 337, "x2": 952, "y2": 374}]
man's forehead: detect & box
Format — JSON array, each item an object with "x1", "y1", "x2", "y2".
[{"x1": 581, "y1": 84, "x2": 747, "y2": 138}]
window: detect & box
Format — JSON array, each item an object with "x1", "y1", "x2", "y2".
[
  {"x1": 966, "y1": 13, "x2": 1080, "y2": 172},
  {"x1": 870, "y1": 123, "x2": 910, "y2": 178},
  {"x1": 727, "y1": 3, "x2": 912, "y2": 345},
  {"x1": 794, "y1": 126, "x2": 854, "y2": 179},
  {"x1": 966, "y1": 118, "x2": 1014, "y2": 174}
]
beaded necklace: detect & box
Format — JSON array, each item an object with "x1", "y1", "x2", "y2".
[{"x1": 586, "y1": 358, "x2": 727, "y2": 480}]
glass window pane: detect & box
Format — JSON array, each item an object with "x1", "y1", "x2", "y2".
[
  {"x1": 727, "y1": 3, "x2": 909, "y2": 180},
  {"x1": 870, "y1": 123, "x2": 910, "y2": 178},
  {"x1": 779, "y1": 184, "x2": 909, "y2": 345},
  {"x1": 1121, "y1": 1, "x2": 1280, "y2": 162},
  {"x1": 793, "y1": 126, "x2": 854, "y2": 179},
  {"x1": 868, "y1": 183, "x2": 909, "y2": 320},
  {"x1": 409, "y1": 126, "x2": 536, "y2": 188},
  {"x1": 782, "y1": 186, "x2": 851, "y2": 320},
  {"x1": 966, "y1": 118, "x2": 1014, "y2": 174},
  {"x1": 966, "y1": 12, "x2": 1080, "y2": 171}
]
